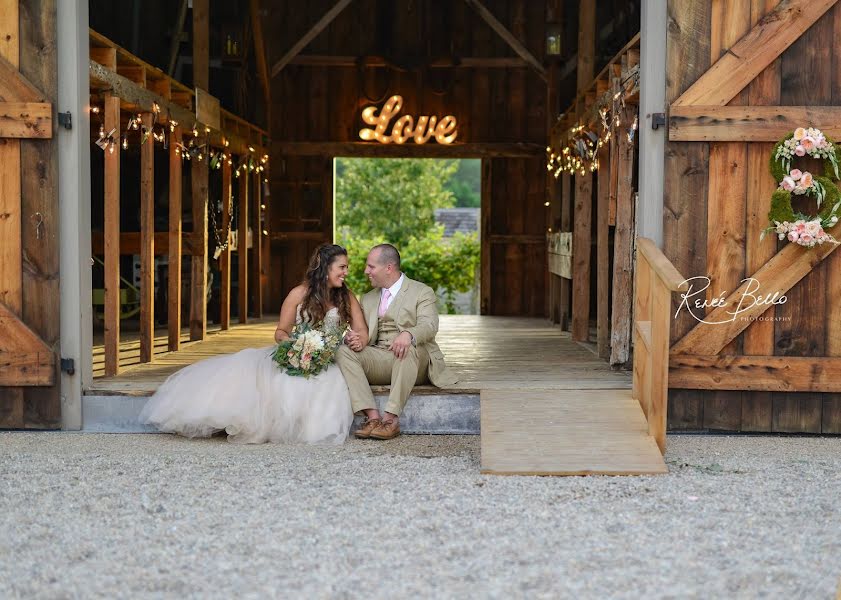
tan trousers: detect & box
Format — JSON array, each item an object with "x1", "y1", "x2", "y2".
[{"x1": 336, "y1": 344, "x2": 429, "y2": 416}]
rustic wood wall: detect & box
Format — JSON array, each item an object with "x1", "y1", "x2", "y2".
[
  {"x1": 264, "y1": 0, "x2": 550, "y2": 315},
  {"x1": 665, "y1": 0, "x2": 841, "y2": 433}
]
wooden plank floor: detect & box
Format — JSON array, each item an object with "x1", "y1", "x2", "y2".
[
  {"x1": 481, "y1": 389, "x2": 667, "y2": 475},
  {"x1": 87, "y1": 316, "x2": 632, "y2": 395}
]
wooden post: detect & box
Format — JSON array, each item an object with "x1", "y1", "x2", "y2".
[
  {"x1": 238, "y1": 169, "x2": 249, "y2": 323},
  {"x1": 596, "y1": 143, "x2": 611, "y2": 358},
  {"x1": 219, "y1": 157, "x2": 232, "y2": 329},
  {"x1": 192, "y1": 0, "x2": 209, "y2": 90},
  {"x1": 559, "y1": 173, "x2": 571, "y2": 330},
  {"x1": 480, "y1": 159, "x2": 492, "y2": 315},
  {"x1": 139, "y1": 112, "x2": 155, "y2": 363},
  {"x1": 190, "y1": 0, "x2": 209, "y2": 341},
  {"x1": 190, "y1": 156, "x2": 209, "y2": 340},
  {"x1": 103, "y1": 92, "x2": 121, "y2": 376},
  {"x1": 610, "y1": 104, "x2": 636, "y2": 366},
  {"x1": 168, "y1": 126, "x2": 182, "y2": 351},
  {"x1": 0, "y1": 0, "x2": 23, "y2": 426},
  {"x1": 572, "y1": 173, "x2": 592, "y2": 342},
  {"x1": 251, "y1": 168, "x2": 263, "y2": 318},
  {"x1": 576, "y1": 0, "x2": 596, "y2": 92}
]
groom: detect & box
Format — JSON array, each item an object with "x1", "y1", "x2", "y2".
[{"x1": 337, "y1": 243, "x2": 458, "y2": 440}]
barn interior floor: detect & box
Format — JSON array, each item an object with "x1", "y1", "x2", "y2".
[{"x1": 87, "y1": 315, "x2": 631, "y2": 396}]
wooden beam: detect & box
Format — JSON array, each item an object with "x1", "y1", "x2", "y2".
[
  {"x1": 0, "y1": 352, "x2": 54, "y2": 386},
  {"x1": 116, "y1": 65, "x2": 146, "y2": 87},
  {"x1": 270, "y1": 0, "x2": 354, "y2": 78},
  {"x1": 576, "y1": 0, "x2": 595, "y2": 91},
  {"x1": 670, "y1": 230, "x2": 841, "y2": 356},
  {"x1": 596, "y1": 143, "x2": 610, "y2": 359},
  {"x1": 669, "y1": 105, "x2": 841, "y2": 141},
  {"x1": 89, "y1": 47, "x2": 116, "y2": 71},
  {"x1": 610, "y1": 105, "x2": 636, "y2": 366},
  {"x1": 289, "y1": 55, "x2": 530, "y2": 68},
  {"x1": 0, "y1": 102, "x2": 52, "y2": 138},
  {"x1": 190, "y1": 159, "x2": 208, "y2": 341},
  {"x1": 103, "y1": 93, "x2": 120, "y2": 376},
  {"x1": 139, "y1": 112, "x2": 155, "y2": 364},
  {"x1": 571, "y1": 173, "x2": 591, "y2": 341},
  {"x1": 0, "y1": 54, "x2": 46, "y2": 102},
  {"x1": 89, "y1": 61, "x2": 263, "y2": 156},
  {"x1": 463, "y1": 0, "x2": 547, "y2": 82},
  {"x1": 168, "y1": 126, "x2": 182, "y2": 351},
  {"x1": 670, "y1": 355, "x2": 841, "y2": 393},
  {"x1": 166, "y1": 0, "x2": 189, "y2": 77},
  {"x1": 250, "y1": 0, "x2": 271, "y2": 117},
  {"x1": 480, "y1": 159, "x2": 491, "y2": 314},
  {"x1": 220, "y1": 158, "x2": 232, "y2": 330},
  {"x1": 192, "y1": 0, "x2": 209, "y2": 90},
  {"x1": 273, "y1": 141, "x2": 543, "y2": 158},
  {"x1": 91, "y1": 231, "x2": 201, "y2": 256},
  {"x1": 251, "y1": 170, "x2": 263, "y2": 318},
  {"x1": 672, "y1": 0, "x2": 836, "y2": 107},
  {"x1": 238, "y1": 172, "x2": 249, "y2": 324},
  {"x1": 0, "y1": 302, "x2": 54, "y2": 386}
]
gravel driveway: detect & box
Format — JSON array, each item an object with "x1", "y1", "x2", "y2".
[{"x1": 1, "y1": 432, "x2": 839, "y2": 599}]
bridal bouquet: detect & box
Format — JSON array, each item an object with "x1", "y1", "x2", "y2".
[{"x1": 272, "y1": 322, "x2": 343, "y2": 378}]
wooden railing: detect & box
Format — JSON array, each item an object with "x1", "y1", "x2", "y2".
[{"x1": 632, "y1": 238, "x2": 686, "y2": 454}]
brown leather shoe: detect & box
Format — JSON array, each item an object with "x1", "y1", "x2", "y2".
[
  {"x1": 369, "y1": 419, "x2": 400, "y2": 440},
  {"x1": 354, "y1": 418, "x2": 382, "y2": 439}
]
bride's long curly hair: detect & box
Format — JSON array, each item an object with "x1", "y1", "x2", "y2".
[{"x1": 299, "y1": 243, "x2": 352, "y2": 326}]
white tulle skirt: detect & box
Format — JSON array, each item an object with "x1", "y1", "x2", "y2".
[{"x1": 138, "y1": 346, "x2": 353, "y2": 444}]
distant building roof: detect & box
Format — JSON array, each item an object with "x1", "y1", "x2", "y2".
[{"x1": 434, "y1": 208, "x2": 479, "y2": 237}]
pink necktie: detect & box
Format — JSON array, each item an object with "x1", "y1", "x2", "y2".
[{"x1": 378, "y1": 289, "x2": 391, "y2": 317}]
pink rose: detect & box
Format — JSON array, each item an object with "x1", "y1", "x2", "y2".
[
  {"x1": 789, "y1": 169, "x2": 802, "y2": 181},
  {"x1": 788, "y1": 231, "x2": 800, "y2": 242},
  {"x1": 805, "y1": 220, "x2": 821, "y2": 236},
  {"x1": 795, "y1": 145, "x2": 806, "y2": 157},
  {"x1": 801, "y1": 136, "x2": 816, "y2": 151},
  {"x1": 795, "y1": 221, "x2": 806, "y2": 233},
  {"x1": 800, "y1": 233, "x2": 814, "y2": 245},
  {"x1": 781, "y1": 176, "x2": 796, "y2": 191},
  {"x1": 794, "y1": 127, "x2": 806, "y2": 141},
  {"x1": 800, "y1": 172, "x2": 814, "y2": 188}
]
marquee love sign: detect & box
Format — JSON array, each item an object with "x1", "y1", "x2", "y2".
[{"x1": 358, "y1": 95, "x2": 458, "y2": 145}]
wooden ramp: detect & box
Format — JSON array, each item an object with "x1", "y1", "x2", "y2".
[{"x1": 481, "y1": 389, "x2": 667, "y2": 476}]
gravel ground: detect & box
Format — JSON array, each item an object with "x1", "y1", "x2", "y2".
[{"x1": 1, "y1": 432, "x2": 840, "y2": 599}]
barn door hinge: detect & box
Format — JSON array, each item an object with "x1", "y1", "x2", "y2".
[
  {"x1": 57, "y1": 111, "x2": 72, "y2": 130},
  {"x1": 651, "y1": 113, "x2": 666, "y2": 130},
  {"x1": 60, "y1": 357, "x2": 75, "y2": 376}
]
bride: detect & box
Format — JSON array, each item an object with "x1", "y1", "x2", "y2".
[{"x1": 139, "y1": 244, "x2": 368, "y2": 444}]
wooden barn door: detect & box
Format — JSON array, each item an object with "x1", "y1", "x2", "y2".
[
  {"x1": 664, "y1": 0, "x2": 841, "y2": 432},
  {"x1": 0, "y1": 1, "x2": 60, "y2": 429}
]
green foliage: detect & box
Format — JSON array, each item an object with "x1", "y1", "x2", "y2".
[
  {"x1": 444, "y1": 159, "x2": 481, "y2": 207},
  {"x1": 768, "y1": 175, "x2": 840, "y2": 224},
  {"x1": 336, "y1": 158, "x2": 458, "y2": 248},
  {"x1": 335, "y1": 158, "x2": 480, "y2": 314}
]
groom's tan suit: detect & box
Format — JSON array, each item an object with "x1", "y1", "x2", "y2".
[{"x1": 337, "y1": 276, "x2": 458, "y2": 416}]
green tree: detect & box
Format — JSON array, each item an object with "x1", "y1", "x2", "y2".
[
  {"x1": 335, "y1": 158, "x2": 480, "y2": 313},
  {"x1": 444, "y1": 159, "x2": 481, "y2": 207}
]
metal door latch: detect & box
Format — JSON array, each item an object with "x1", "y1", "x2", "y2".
[
  {"x1": 651, "y1": 113, "x2": 666, "y2": 130},
  {"x1": 60, "y1": 358, "x2": 75, "y2": 375},
  {"x1": 57, "y1": 111, "x2": 72, "y2": 130}
]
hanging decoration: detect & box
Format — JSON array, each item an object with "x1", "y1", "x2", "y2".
[
  {"x1": 762, "y1": 126, "x2": 841, "y2": 248},
  {"x1": 545, "y1": 67, "x2": 640, "y2": 178}
]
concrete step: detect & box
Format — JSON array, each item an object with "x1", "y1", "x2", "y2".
[{"x1": 82, "y1": 390, "x2": 480, "y2": 434}]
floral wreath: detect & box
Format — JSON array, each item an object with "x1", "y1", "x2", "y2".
[{"x1": 764, "y1": 127, "x2": 841, "y2": 248}]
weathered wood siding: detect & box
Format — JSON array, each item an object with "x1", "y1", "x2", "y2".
[
  {"x1": 264, "y1": 0, "x2": 548, "y2": 316},
  {"x1": 665, "y1": 0, "x2": 841, "y2": 432}
]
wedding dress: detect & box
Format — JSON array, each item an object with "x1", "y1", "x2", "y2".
[{"x1": 138, "y1": 307, "x2": 353, "y2": 444}]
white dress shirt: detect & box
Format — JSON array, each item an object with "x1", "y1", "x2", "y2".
[{"x1": 381, "y1": 273, "x2": 404, "y2": 313}]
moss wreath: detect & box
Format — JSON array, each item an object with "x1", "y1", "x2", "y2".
[{"x1": 764, "y1": 128, "x2": 841, "y2": 247}]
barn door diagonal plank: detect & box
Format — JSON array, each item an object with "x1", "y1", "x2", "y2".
[{"x1": 673, "y1": 0, "x2": 837, "y2": 108}]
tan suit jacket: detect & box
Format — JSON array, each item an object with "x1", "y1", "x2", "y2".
[{"x1": 361, "y1": 276, "x2": 458, "y2": 387}]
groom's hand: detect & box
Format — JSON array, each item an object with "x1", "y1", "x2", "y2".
[
  {"x1": 345, "y1": 330, "x2": 364, "y2": 352},
  {"x1": 389, "y1": 331, "x2": 413, "y2": 360}
]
